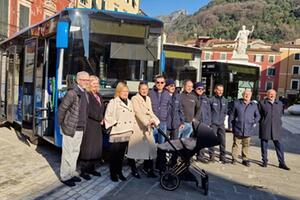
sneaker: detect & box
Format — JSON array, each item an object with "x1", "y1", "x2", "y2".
[
  {"x1": 61, "y1": 179, "x2": 76, "y2": 187},
  {"x1": 89, "y1": 171, "x2": 101, "y2": 177},
  {"x1": 279, "y1": 163, "x2": 290, "y2": 171},
  {"x1": 118, "y1": 173, "x2": 127, "y2": 181},
  {"x1": 131, "y1": 171, "x2": 141, "y2": 179},
  {"x1": 242, "y1": 160, "x2": 250, "y2": 167},
  {"x1": 71, "y1": 176, "x2": 81, "y2": 182},
  {"x1": 80, "y1": 173, "x2": 91, "y2": 180},
  {"x1": 231, "y1": 159, "x2": 237, "y2": 165},
  {"x1": 261, "y1": 162, "x2": 267, "y2": 168},
  {"x1": 196, "y1": 156, "x2": 208, "y2": 164},
  {"x1": 208, "y1": 155, "x2": 215, "y2": 163}
]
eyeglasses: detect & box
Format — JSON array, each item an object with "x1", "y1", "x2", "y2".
[
  {"x1": 156, "y1": 81, "x2": 165, "y2": 84},
  {"x1": 196, "y1": 88, "x2": 204, "y2": 90}
]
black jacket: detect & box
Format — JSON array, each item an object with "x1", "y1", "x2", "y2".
[{"x1": 58, "y1": 84, "x2": 87, "y2": 137}]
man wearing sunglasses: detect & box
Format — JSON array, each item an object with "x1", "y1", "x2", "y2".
[{"x1": 149, "y1": 75, "x2": 171, "y2": 144}]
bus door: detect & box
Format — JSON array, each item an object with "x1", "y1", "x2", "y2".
[
  {"x1": 0, "y1": 51, "x2": 8, "y2": 120},
  {"x1": 6, "y1": 46, "x2": 19, "y2": 123},
  {"x1": 22, "y1": 38, "x2": 38, "y2": 137}
]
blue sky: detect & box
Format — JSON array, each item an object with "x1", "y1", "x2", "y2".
[{"x1": 140, "y1": 0, "x2": 211, "y2": 17}]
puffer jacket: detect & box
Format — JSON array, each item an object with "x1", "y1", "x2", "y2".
[
  {"x1": 58, "y1": 84, "x2": 82, "y2": 137},
  {"x1": 149, "y1": 87, "x2": 171, "y2": 122}
]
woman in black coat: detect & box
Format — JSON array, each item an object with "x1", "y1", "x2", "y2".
[{"x1": 79, "y1": 75, "x2": 105, "y2": 179}]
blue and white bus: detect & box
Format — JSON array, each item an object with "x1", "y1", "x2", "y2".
[{"x1": 0, "y1": 8, "x2": 163, "y2": 147}]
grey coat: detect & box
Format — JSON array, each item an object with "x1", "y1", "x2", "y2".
[
  {"x1": 259, "y1": 99, "x2": 283, "y2": 140},
  {"x1": 58, "y1": 84, "x2": 84, "y2": 137}
]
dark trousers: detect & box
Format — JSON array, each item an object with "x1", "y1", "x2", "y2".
[
  {"x1": 261, "y1": 139, "x2": 285, "y2": 165},
  {"x1": 109, "y1": 142, "x2": 128, "y2": 177},
  {"x1": 209, "y1": 124, "x2": 226, "y2": 160}
]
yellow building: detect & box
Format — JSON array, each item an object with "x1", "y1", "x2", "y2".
[
  {"x1": 73, "y1": 0, "x2": 140, "y2": 14},
  {"x1": 274, "y1": 44, "x2": 300, "y2": 101}
]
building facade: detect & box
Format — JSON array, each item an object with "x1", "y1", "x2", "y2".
[
  {"x1": 200, "y1": 39, "x2": 281, "y2": 100},
  {"x1": 0, "y1": 0, "x2": 140, "y2": 41},
  {"x1": 275, "y1": 44, "x2": 300, "y2": 103}
]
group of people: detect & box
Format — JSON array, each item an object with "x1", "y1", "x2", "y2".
[{"x1": 58, "y1": 71, "x2": 290, "y2": 187}]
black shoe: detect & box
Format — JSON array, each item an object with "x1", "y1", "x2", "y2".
[
  {"x1": 71, "y1": 176, "x2": 81, "y2": 182},
  {"x1": 279, "y1": 163, "x2": 290, "y2": 171},
  {"x1": 231, "y1": 159, "x2": 237, "y2": 165},
  {"x1": 261, "y1": 162, "x2": 267, "y2": 168},
  {"x1": 89, "y1": 170, "x2": 101, "y2": 177},
  {"x1": 147, "y1": 170, "x2": 158, "y2": 178},
  {"x1": 118, "y1": 173, "x2": 127, "y2": 181},
  {"x1": 196, "y1": 156, "x2": 208, "y2": 164},
  {"x1": 80, "y1": 173, "x2": 91, "y2": 180},
  {"x1": 242, "y1": 160, "x2": 250, "y2": 167},
  {"x1": 110, "y1": 174, "x2": 118, "y2": 182},
  {"x1": 61, "y1": 179, "x2": 76, "y2": 187},
  {"x1": 131, "y1": 171, "x2": 141, "y2": 179}
]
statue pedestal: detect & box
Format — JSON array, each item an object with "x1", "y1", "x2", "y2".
[{"x1": 232, "y1": 50, "x2": 249, "y2": 62}]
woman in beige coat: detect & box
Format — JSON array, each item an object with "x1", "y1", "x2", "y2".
[
  {"x1": 127, "y1": 81, "x2": 160, "y2": 178},
  {"x1": 105, "y1": 82, "x2": 135, "y2": 182}
]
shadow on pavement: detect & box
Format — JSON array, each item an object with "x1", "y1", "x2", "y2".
[{"x1": 101, "y1": 171, "x2": 295, "y2": 200}]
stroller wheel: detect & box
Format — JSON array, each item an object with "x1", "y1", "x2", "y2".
[
  {"x1": 160, "y1": 172, "x2": 180, "y2": 191},
  {"x1": 201, "y1": 175, "x2": 209, "y2": 196}
]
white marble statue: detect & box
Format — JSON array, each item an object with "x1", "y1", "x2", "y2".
[{"x1": 234, "y1": 25, "x2": 254, "y2": 55}]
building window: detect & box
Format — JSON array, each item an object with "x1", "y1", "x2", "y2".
[
  {"x1": 132, "y1": 0, "x2": 136, "y2": 8},
  {"x1": 267, "y1": 67, "x2": 276, "y2": 76},
  {"x1": 295, "y1": 53, "x2": 300, "y2": 61},
  {"x1": 254, "y1": 54, "x2": 264, "y2": 62},
  {"x1": 204, "y1": 52, "x2": 211, "y2": 60},
  {"x1": 0, "y1": 0, "x2": 9, "y2": 39},
  {"x1": 293, "y1": 66, "x2": 300, "y2": 75},
  {"x1": 127, "y1": 0, "x2": 130, "y2": 3},
  {"x1": 268, "y1": 55, "x2": 275, "y2": 63},
  {"x1": 19, "y1": 4, "x2": 30, "y2": 30},
  {"x1": 291, "y1": 79, "x2": 299, "y2": 90},
  {"x1": 101, "y1": 0, "x2": 106, "y2": 9},
  {"x1": 265, "y1": 81, "x2": 273, "y2": 91},
  {"x1": 220, "y1": 53, "x2": 227, "y2": 60}
]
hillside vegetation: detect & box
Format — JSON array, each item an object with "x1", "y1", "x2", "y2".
[{"x1": 162, "y1": 0, "x2": 300, "y2": 43}]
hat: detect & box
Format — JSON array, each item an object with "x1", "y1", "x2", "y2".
[
  {"x1": 194, "y1": 82, "x2": 205, "y2": 89},
  {"x1": 165, "y1": 79, "x2": 175, "y2": 87}
]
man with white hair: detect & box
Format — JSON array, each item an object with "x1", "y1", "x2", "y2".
[
  {"x1": 229, "y1": 89, "x2": 260, "y2": 166},
  {"x1": 259, "y1": 89, "x2": 290, "y2": 170},
  {"x1": 58, "y1": 71, "x2": 90, "y2": 186}
]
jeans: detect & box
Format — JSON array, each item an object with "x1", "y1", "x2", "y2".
[
  {"x1": 153, "y1": 122, "x2": 167, "y2": 144},
  {"x1": 178, "y1": 122, "x2": 193, "y2": 138}
]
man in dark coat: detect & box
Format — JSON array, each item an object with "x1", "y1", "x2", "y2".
[
  {"x1": 165, "y1": 79, "x2": 185, "y2": 139},
  {"x1": 229, "y1": 89, "x2": 260, "y2": 167},
  {"x1": 259, "y1": 89, "x2": 290, "y2": 170},
  {"x1": 193, "y1": 82, "x2": 211, "y2": 163},
  {"x1": 209, "y1": 84, "x2": 228, "y2": 164},
  {"x1": 58, "y1": 71, "x2": 90, "y2": 187},
  {"x1": 149, "y1": 75, "x2": 171, "y2": 144}
]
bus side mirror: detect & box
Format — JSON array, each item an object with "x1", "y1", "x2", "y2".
[{"x1": 56, "y1": 20, "x2": 70, "y2": 49}]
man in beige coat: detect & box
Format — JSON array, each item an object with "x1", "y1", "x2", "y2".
[{"x1": 127, "y1": 81, "x2": 160, "y2": 178}]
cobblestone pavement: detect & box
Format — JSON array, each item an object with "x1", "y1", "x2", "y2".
[{"x1": 0, "y1": 114, "x2": 300, "y2": 200}]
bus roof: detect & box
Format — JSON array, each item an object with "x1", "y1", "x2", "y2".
[{"x1": 0, "y1": 8, "x2": 163, "y2": 48}]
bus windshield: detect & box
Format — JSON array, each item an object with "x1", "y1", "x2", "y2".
[{"x1": 62, "y1": 10, "x2": 163, "y2": 89}]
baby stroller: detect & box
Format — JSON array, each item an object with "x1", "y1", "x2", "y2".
[{"x1": 156, "y1": 122, "x2": 220, "y2": 195}]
